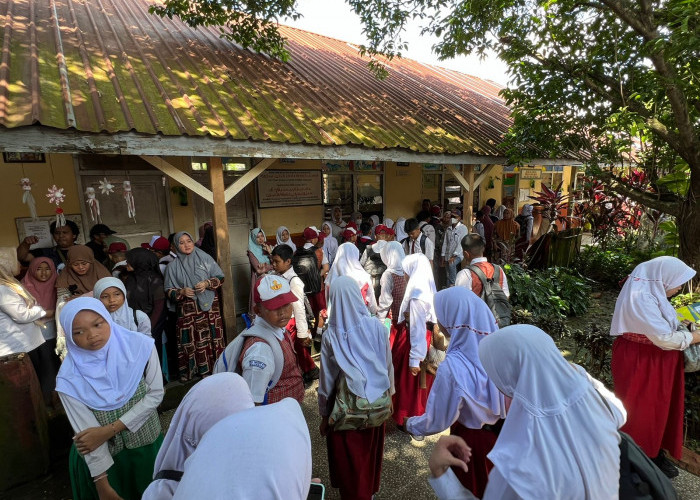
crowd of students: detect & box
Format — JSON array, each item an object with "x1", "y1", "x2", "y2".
[{"x1": 0, "y1": 202, "x2": 697, "y2": 500}]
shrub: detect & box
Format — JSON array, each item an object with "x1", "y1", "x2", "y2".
[{"x1": 573, "y1": 246, "x2": 636, "y2": 288}]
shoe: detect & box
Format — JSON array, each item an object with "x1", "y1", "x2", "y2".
[
  {"x1": 410, "y1": 433, "x2": 425, "y2": 442},
  {"x1": 652, "y1": 451, "x2": 679, "y2": 478},
  {"x1": 303, "y1": 367, "x2": 320, "y2": 384}
]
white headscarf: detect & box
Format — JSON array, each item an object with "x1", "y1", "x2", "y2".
[
  {"x1": 479, "y1": 325, "x2": 622, "y2": 500},
  {"x1": 495, "y1": 205, "x2": 506, "y2": 220},
  {"x1": 275, "y1": 226, "x2": 296, "y2": 252},
  {"x1": 325, "y1": 242, "x2": 372, "y2": 291},
  {"x1": 93, "y1": 277, "x2": 139, "y2": 332},
  {"x1": 379, "y1": 241, "x2": 404, "y2": 276},
  {"x1": 321, "y1": 221, "x2": 339, "y2": 265},
  {"x1": 56, "y1": 297, "x2": 154, "y2": 411},
  {"x1": 369, "y1": 215, "x2": 380, "y2": 238},
  {"x1": 394, "y1": 217, "x2": 408, "y2": 241},
  {"x1": 172, "y1": 398, "x2": 312, "y2": 500},
  {"x1": 143, "y1": 373, "x2": 254, "y2": 500},
  {"x1": 327, "y1": 276, "x2": 391, "y2": 402},
  {"x1": 610, "y1": 256, "x2": 695, "y2": 338},
  {"x1": 435, "y1": 287, "x2": 506, "y2": 427},
  {"x1": 398, "y1": 253, "x2": 436, "y2": 322},
  {"x1": 383, "y1": 217, "x2": 394, "y2": 229}
]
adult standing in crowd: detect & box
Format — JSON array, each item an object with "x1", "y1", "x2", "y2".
[
  {"x1": 17, "y1": 220, "x2": 81, "y2": 270},
  {"x1": 247, "y1": 228, "x2": 272, "y2": 318},
  {"x1": 164, "y1": 231, "x2": 225, "y2": 382},
  {"x1": 85, "y1": 224, "x2": 117, "y2": 266},
  {"x1": 441, "y1": 211, "x2": 468, "y2": 287},
  {"x1": 330, "y1": 206, "x2": 347, "y2": 241},
  {"x1": 610, "y1": 256, "x2": 700, "y2": 477}
]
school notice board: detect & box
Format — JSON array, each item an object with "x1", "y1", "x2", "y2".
[{"x1": 257, "y1": 169, "x2": 322, "y2": 208}]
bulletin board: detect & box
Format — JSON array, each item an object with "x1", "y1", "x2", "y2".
[
  {"x1": 257, "y1": 170, "x2": 323, "y2": 208},
  {"x1": 15, "y1": 214, "x2": 85, "y2": 249}
]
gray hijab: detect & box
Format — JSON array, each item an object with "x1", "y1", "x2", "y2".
[{"x1": 164, "y1": 231, "x2": 224, "y2": 312}]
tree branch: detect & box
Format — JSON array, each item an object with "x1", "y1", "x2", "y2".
[{"x1": 597, "y1": 169, "x2": 681, "y2": 216}]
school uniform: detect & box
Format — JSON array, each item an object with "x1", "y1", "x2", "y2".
[
  {"x1": 402, "y1": 233, "x2": 435, "y2": 261},
  {"x1": 442, "y1": 222, "x2": 468, "y2": 286},
  {"x1": 376, "y1": 242, "x2": 406, "y2": 346},
  {"x1": 326, "y1": 243, "x2": 378, "y2": 315},
  {"x1": 455, "y1": 257, "x2": 510, "y2": 298},
  {"x1": 278, "y1": 267, "x2": 317, "y2": 374},
  {"x1": 418, "y1": 220, "x2": 436, "y2": 245}
]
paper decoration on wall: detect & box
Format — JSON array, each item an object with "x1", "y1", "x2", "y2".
[
  {"x1": 20, "y1": 178, "x2": 37, "y2": 220},
  {"x1": 99, "y1": 177, "x2": 115, "y2": 195},
  {"x1": 123, "y1": 180, "x2": 136, "y2": 222},
  {"x1": 46, "y1": 184, "x2": 66, "y2": 227},
  {"x1": 85, "y1": 186, "x2": 101, "y2": 223}
]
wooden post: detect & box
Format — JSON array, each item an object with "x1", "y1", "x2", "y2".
[
  {"x1": 465, "y1": 165, "x2": 475, "y2": 226},
  {"x1": 209, "y1": 157, "x2": 236, "y2": 342}
]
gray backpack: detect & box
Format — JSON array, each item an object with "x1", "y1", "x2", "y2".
[{"x1": 469, "y1": 265, "x2": 512, "y2": 328}]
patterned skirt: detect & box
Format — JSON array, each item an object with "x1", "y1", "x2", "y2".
[{"x1": 176, "y1": 295, "x2": 226, "y2": 381}]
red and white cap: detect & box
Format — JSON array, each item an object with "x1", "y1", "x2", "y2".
[
  {"x1": 303, "y1": 227, "x2": 319, "y2": 240},
  {"x1": 253, "y1": 274, "x2": 298, "y2": 309},
  {"x1": 342, "y1": 227, "x2": 357, "y2": 239}
]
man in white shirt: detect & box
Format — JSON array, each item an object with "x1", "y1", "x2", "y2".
[
  {"x1": 441, "y1": 210, "x2": 468, "y2": 287},
  {"x1": 402, "y1": 218, "x2": 435, "y2": 265}
]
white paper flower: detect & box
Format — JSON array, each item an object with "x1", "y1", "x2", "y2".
[
  {"x1": 46, "y1": 185, "x2": 65, "y2": 205},
  {"x1": 99, "y1": 177, "x2": 115, "y2": 195}
]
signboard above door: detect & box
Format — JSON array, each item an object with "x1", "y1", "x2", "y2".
[
  {"x1": 257, "y1": 170, "x2": 322, "y2": 208},
  {"x1": 520, "y1": 168, "x2": 542, "y2": 179}
]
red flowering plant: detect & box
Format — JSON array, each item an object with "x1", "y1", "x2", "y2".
[{"x1": 528, "y1": 182, "x2": 571, "y2": 227}]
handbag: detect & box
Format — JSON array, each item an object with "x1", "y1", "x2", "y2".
[{"x1": 328, "y1": 375, "x2": 392, "y2": 432}]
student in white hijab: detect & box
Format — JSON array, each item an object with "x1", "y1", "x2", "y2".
[
  {"x1": 56, "y1": 297, "x2": 163, "y2": 500},
  {"x1": 407, "y1": 287, "x2": 506, "y2": 497},
  {"x1": 394, "y1": 217, "x2": 408, "y2": 241},
  {"x1": 321, "y1": 221, "x2": 339, "y2": 266},
  {"x1": 94, "y1": 277, "x2": 152, "y2": 336},
  {"x1": 368, "y1": 215, "x2": 380, "y2": 238},
  {"x1": 609, "y1": 256, "x2": 700, "y2": 476},
  {"x1": 429, "y1": 324, "x2": 625, "y2": 500},
  {"x1": 392, "y1": 253, "x2": 437, "y2": 428},
  {"x1": 172, "y1": 398, "x2": 312, "y2": 500},
  {"x1": 376, "y1": 241, "x2": 405, "y2": 322},
  {"x1": 142, "y1": 373, "x2": 254, "y2": 499},
  {"x1": 319, "y1": 276, "x2": 394, "y2": 500},
  {"x1": 275, "y1": 225, "x2": 297, "y2": 252},
  {"x1": 383, "y1": 217, "x2": 394, "y2": 231},
  {"x1": 325, "y1": 243, "x2": 377, "y2": 315}
]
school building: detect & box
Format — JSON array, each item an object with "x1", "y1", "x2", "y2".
[{"x1": 0, "y1": 0, "x2": 579, "y2": 334}]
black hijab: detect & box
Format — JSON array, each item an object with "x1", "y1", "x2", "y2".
[{"x1": 124, "y1": 247, "x2": 164, "y2": 315}]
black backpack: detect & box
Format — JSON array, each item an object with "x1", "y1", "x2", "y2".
[
  {"x1": 469, "y1": 264, "x2": 512, "y2": 328},
  {"x1": 402, "y1": 234, "x2": 426, "y2": 255},
  {"x1": 292, "y1": 248, "x2": 321, "y2": 295}
]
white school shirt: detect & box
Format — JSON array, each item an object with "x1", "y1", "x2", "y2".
[
  {"x1": 441, "y1": 223, "x2": 468, "y2": 259},
  {"x1": 455, "y1": 258, "x2": 510, "y2": 298},
  {"x1": 280, "y1": 267, "x2": 309, "y2": 338},
  {"x1": 419, "y1": 221, "x2": 436, "y2": 245},
  {"x1": 376, "y1": 271, "x2": 395, "y2": 322},
  {"x1": 303, "y1": 242, "x2": 328, "y2": 265},
  {"x1": 408, "y1": 299, "x2": 432, "y2": 368},
  {"x1": 403, "y1": 234, "x2": 435, "y2": 261},
  {"x1": 59, "y1": 347, "x2": 163, "y2": 476},
  {"x1": 240, "y1": 317, "x2": 286, "y2": 403},
  {"x1": 0, "y1": 285, "x2": 46, "y2": 356},
  {"x1": 429, "y1": 467, "x2": 516, "y2": 499}
]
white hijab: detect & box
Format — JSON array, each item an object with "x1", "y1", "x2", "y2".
[
  {"x1": 327, "y1": 277, "x2": 391, "y2": 402},
  {"x1": 56, "y1": 297, "x2": 154, "y2": 411},
  {"x1": 325, "y1": 242, "x2": 372, "y2": 291},
  {"x1": 379, "y1": 241, "x2": 404, "y2": 276},
  {"x1": 435, "y1": 287, "x2": 506, "y2": 428},
  {"x1": 143, "y1": 373, "x2": 254, "y2": 500},
  {"x1": 495, "y1": 205, "x2": 506, "y2": 220},
  {"x1": 172, "y1": 398, "x2": 312, "y2": 500},
  {"x1": 93, "y1": 277, "x2": 138, "y2": 332},
  {"x1": 369, "y1": 215, "x2": 380, "y2": 238},
  {"x1": 321, "y1": 221, "x2": 339, "y2": 265},
  {"x1": 383, "y1": 217, "x2": 394, "y2": 229},
  {"x1": 275, "y1": 226, "x2": 296, "y2": 252},
  {"x1": 398, "y1": 253, "x2": 436, "y2": 322},
  {"x1": 610, "y1": 256, "x2": 695, "y2": 337},
  {"x1": 479, "y1": 325, "x2": 622, "y2": 500},
  {"x1": 394, "y1": 217, "x2": 408, "y2": 241}
]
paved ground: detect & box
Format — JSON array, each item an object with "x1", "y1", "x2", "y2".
[{"x1": 3, "y1": 377, "x2": 699, "y2": 499}]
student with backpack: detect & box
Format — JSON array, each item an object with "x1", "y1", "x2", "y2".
[
  {"x1": 271, "y1": 245, "x2": 319, "y2": 384},
  {"x1": 416, "y1": 210, "x2": 437, "y2": 245},
  {"x1": 402, "y1": 218, "x2": 435, "y2": 265},
  {"x1": 456, "y1": 234, "x2": 511, "y2": 328},
  {"x1": 213, "y1": 275, "x2": 305, "y2": 405},
  {"x1": 294, "y1": 227, "x2": 327, "y2": 338},
  {"x1": 319, "y1": 276, "x2": 394, "y2": 500}
]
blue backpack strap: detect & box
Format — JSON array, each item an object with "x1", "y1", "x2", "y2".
[{"x1": 222, "y1": 349, "x2": 228, "y2": 371}]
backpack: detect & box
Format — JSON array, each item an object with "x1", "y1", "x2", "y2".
[
  {"x1": 213, "y1": 328, "x2": 285, "y2": 397},
  {"x1": 469, "y1": 264, "x2": 512, "y2": 328},
  {"x1": 292, "y1": 248, "x2": 321, "y2": 295},
  {"x1": 328, "y1": 375, "x2": 392, "y2": 431},
  {"x1": 289, "y1": 275, "x2": 316, "y2": 327},
  {"x1": 401, "y1": 234, "x2": 426, "y2": 255}
]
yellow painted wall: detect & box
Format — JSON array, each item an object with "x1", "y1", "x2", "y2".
[
  {"x1": 384, "y1": 162, "x2": 423, "y2": 220},
  {"x1": 477, "y1": 165, "x2": 504, "y2": 209},
  {"x1": 0, "y1": 153, "x2": 81, "y2": 247},
  {"x1": 162, "y1": 156, "x2": 197, "y2": 235}
]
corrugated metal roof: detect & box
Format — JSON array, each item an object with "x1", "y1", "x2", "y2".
[{"x1": 0, "y1": 0, "x2": 513, "y2": 156}]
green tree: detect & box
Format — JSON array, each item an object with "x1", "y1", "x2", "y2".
[{"x1": 153, "y1": 1, "x2": 700, "y2": 267}]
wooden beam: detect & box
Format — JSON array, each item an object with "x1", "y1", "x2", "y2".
[
  {"x1": 140, "y1": 155, "x2": 213, "y2": 203},
  {"x1": 473, "y1": 164, "x2": 496, "y2": 189},
  {"x1": 445, "y1": 164, "x2": 471, "y2": 192},
  {"x1": 224, "y1": 158, "x2": 275, "y2": 203},
  {"x1": 209, "y1": 157, "x2": 236, "y2": 342},
  {"x1": 0, "y1": 127, "x2": 583, "y2": 166},
  {"x1": 465, "y1": 165, "x2": 475, "y2": 226}
]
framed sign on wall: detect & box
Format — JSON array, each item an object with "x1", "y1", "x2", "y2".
[{"x1": 257, "y1": 170, "x2": 323, "y2": 208}]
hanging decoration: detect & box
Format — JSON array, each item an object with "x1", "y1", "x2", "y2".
[
  {"x1": 20, "y1": 178, "x2": 38, "y2": 220},
  {"x1": 123, "y1": 180, "x2": 136, "y2": 222},
  {"x1": 47, "y1": 184, "x2": 66, "y2": 227},
  {"x1": 99, "y1": 177, "x2": 115, "y2": 195},
  {"x1": 85, "y1": 186, "x2": 101, "y2": 223}
]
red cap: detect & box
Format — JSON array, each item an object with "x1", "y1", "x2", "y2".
[
  {"x1": 346, "y1": 221, "x2": 358, "y2": 230},
  {"x1": 317, "y1": 231, "x2": 326, "y2": 242},
  {"x1": 107, "y1": 242, "x2": 127, "y2": 254},
  {"x1": 374, "y1": 224, "x2": 389, "y2": 235},
  {"x1": 140, "y1": 242, "x2": 150, "y2": 249},
  {"x1": 253, "y1": 275, "x2": 298, "y2": 310},
  {"x1": 151, "y1": 237, "x2": 170, "y2": 251},
  {"x1": 303, "y1": 227, "x2": 319, "y2": 240},
  {"x1": 342, "y1": 228, "x2": 357, "y2": 240},
  {"x1": 430, "y1": 204, "x2": 442, "y2": 216}
]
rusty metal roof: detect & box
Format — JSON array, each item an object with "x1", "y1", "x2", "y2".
[{"x1": 0, "y1": 0, "x2": 513, "y2": 156}]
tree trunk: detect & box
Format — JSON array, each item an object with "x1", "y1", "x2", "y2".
[{"x1": 678, "y1": 198, "x2": 700, "y2": 271}]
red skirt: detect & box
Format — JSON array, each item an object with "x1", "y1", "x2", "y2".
[
  {"x1": 391, "y1": 325, "x2": 434, "y2": 425},
  {"x1": 327, "y1": 424, "x2": 386, "y2": 500},
  {"x1": 611, "y1": 336, "x2": 685, "y2": 459},
  {"x1": 286, "y1": 318, "x2": 317, "y2": 374},
  {"x1": 450, "y1": 421, "x2": 498, "y2": 498}
]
